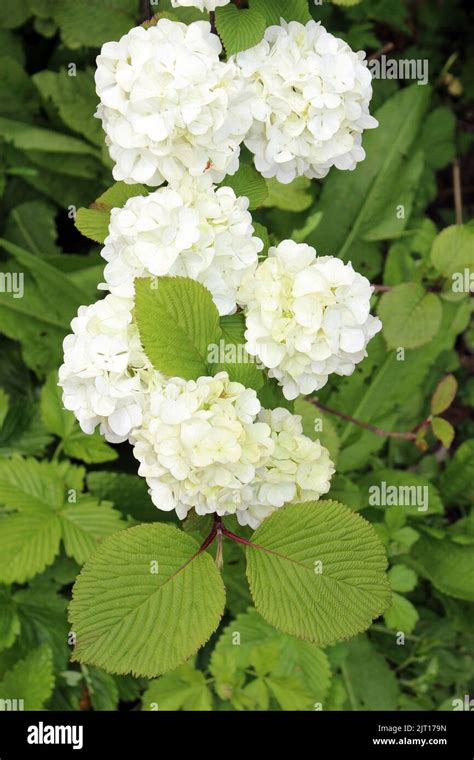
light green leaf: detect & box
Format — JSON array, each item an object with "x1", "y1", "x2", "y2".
[
  {"x1": 75, "y1": 182, "x2": 148, "y2": 243},
  {"x1": 221, "y1": 164, "x2": 268, "y2": 209},
  {"x1": 0, "y1": 455, "x2": 64, "y2": 513},
  {"x1": 342, "y1": 636, "x2": 399, "y2": 710},
  {"x1": 431, "y1": 374, "x2": 458, "y2": 415},
  {"x1": 263, "y1": 176, "x2": 313, "y2": 212},
  {"x1": 246, "y1": 501, "x2": 391, "y2": 646},
  {"x1": 420, "y1": 106, "x2": 456, "y2": 170},
  {"x1": 40, "y1": 371, "x2": 75, "y2": 439},
  {"x1": 60, "y1": 497, "x2": 124, "y2": 565},
  {"x1": 12, "y1": 581, "x2": 70, "y2": 670},
  {"x1": 63, "y1": 430, "x2": 118, "y2": 465},
  {"x1": 431, "y1": 224, "x2": 474, "y2": 279},
  {"x1": 0, "y1": 644, "x2": 54, "y2": 710},
  {"x1": 215, "y1": 5, "x2": 266, "y2": 56},
  {"x1": 411, "y1": 534, "x2": 474, "y2": 601},
  {"x1": 378, "y1": 283, "x2": 442, "y2": 349},
  {"x1": 69, "y1": 523, "x2": 226, "y2": 677},
  {"x1": 211, "y1": 609, "x2": 331, "y2": 706},
  {"x1": 431, "y1": 417, "x2": 455, "y2": 448},
  {"x1": 0, "y1": 509, "x2": 61, "y2": 583},
  {"x1": 134, "y1": 277, "x2": 222, "y2": 380},
  {"x1": 143, "y1": 663, "x2": 213, "y2": 711},
  {"x1": 383, "y1": 593, "x2": 419, "y2": 633},
  {"x1": 249, "y1": 0, "x2": 311, "y2": 24},
  {"x1": 388, "y1": 565, "x2": 417, "y2": 593},
  {"x1": 0, "y1": 0, "x2": 31, "y2": 30},
  {"x1": 213, "y1": 313, "x2": 264, "y2": 391}
]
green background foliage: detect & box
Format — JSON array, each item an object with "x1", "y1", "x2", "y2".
[{"x1": 0, "y1": 0, "x2": 473, "y2": 711}]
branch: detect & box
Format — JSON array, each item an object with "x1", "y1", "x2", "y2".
[
  {"x1": 453, "y1": 158, "x2": 463, "y2": 224},
  {"x1": 310, "y1": 399, "x2": 418, "y2": 440},
  {"x1": 139, "y1": 0, "x2": 152, "y2": 23}
]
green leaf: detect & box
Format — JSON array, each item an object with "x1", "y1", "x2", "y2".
[
  {"x1": 308, "y1": 85, "x2": 431, "y2": 260},
  {"x1": 4, "y1": 200, "x2": 61, "y2": 257},
  {"x1": 63, "y1": 430, "x2": 118, "y2": 464},
  {"x1": 12, "y1": 581, "x2": 70, "y2": 670},
  {"x1": 378, "y1": 283, "x2": 442, "y2": 349},
  {"x1": 0, "y1": 117, "x2": 99, "y2": 155},
  {"x1": 440, "y1": 439, "x2": 474, "y2": 506},
  {"x1": 420, "y1": 106, "x2": 456, "y2": 170},
  {"x1": 0, "y1": 455, "x2": 64, "y2": 513},
  {"x1": 249, "y1": 0, "x2": 311, "y2": 24},
  {"x1": 86, "y1": 667, "x2": 119, "y2": 711},
  {"x1": 0, "y1": 587, "x2": 21, "y2": 651},
  {"x1": 221, "y1": 164, "x2": 268, "y2": 209},
  {"x1": 75, "y1": 182, "x2": 148, "y2": 244},
  {"x1": 134, "y1": 277, "x2": 222, "y2": 380},
  {"x1": 0, "y1": 510, "x2": 61, "y2": 583},
  {"x1": 53, "y1": 0, "x2": 137, "y2": 49},
  {"x1": 211, "y1": 609, "x2": 331, "y2": 706},
  {"x1": 411, "y1": 534, "x2": 474, "y2": 602},
  {"x1": 246, "y1": 501, "x2": 390, "y2": 646},
  {"x1": 431, "y1": 224, "x2": 474, "y2": 279},
  {"x1": 213, "y1": 313, "x2": 264, "y2": 391},
  {"x1": 388, "y1": 565, "x2": 417, "y2": 593},
  {"x1": 341, "y1": 636, "x2": 399, "y2": 710},
  {"x1": 60, "y1": 497, "x2": 124, "y2": 565},
  {"x1": 431, "y1": 417, "x2": 455, "y2": 448},
  {"x1": 431, "y1": 374, "x2": 458, "y2": 415},
  {"x1": 215, "y1": 5, "x2": 266, "y2": 56},
  {"x1": 69, "y1": 523, "x2": 226, "y2": 677},
  {"x1": 0, "y1": 0, "x2": 31, "y2": 30},
  {"x1": 40, "y1": 371, "x2": 75, "y2": 439},
  {"x1": 0, "y1": 644, "x2": 54, "y2": 710},
  {"x1": 358, "y1": 468, "x2": 444, "y2": 518},
  {"x1": 33, "y1": 68, "x2": 103, "y2": 146},
  {"x1": 383, "y1": 593, "x2": 419, "y2": 634},
  {"x1": 263, "y1": 176, "x2": 313, "y2": 212},
  {"x1": 143, "y1": 663, "x2": 213, "y2": 711},
  {"x1": 86, "y1": 471, "x2": 158, "y2": 523},
  {"x1": 0, "y1": 400, "x2": 52, "y2": 458}
]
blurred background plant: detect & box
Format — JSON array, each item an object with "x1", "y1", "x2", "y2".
[{"x1": 0, "y1": 0, "x2": 473, "y2": 711}]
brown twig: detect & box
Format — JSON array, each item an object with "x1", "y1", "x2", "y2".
[
  {"x1": 311, "y1": 399, "x2": 418, "y2": 440},
  {"x1": 453, "y1": 159, "x2": 463, "y2": 224},
  {"x1": 368, "y1": 42, "x2": 395, "y2": 61},
  {"x1": 139, "y1": 0, "x2": 152, "y2": 23},
  {"x1": 372, "y1": 285, "x2": 392, "y2": 293}
]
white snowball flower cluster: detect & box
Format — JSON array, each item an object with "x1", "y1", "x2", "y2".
[
  {"x1": 171, "y1": 0, "x2": 230, "y2": 10},
  {"x1": 99, "y1": 176, "x2": 262, "y2": 315},
  {"x1": 238, "y1": 240, "x2": 382, "y2": 400},
  {"x1": 130, "y1": 372, "x2": 334, "y2": 527},
  {"x1": 95, "y1": 20, "x2": 252, "y2": 186},
  {"x1": 240, "y1": 407, "x2": 335, "y2": 528},
  {"x1": 235, "y1": 20, "x2": 378, "y2": 184},
  {"x1": 59, "y1": 294, "x2": 160, "y2": 444}
]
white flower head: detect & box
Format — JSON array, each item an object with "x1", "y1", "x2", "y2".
[
  {"x1": 99, "y1": 175, "x2": 262, "y2": 315},
  {"x1": 130, "y1": 372, "x2": 274, "y2": 521},
  {"x1": 240, "y1": 407, "x2": 335, "y2": 529},
  {"x1": 171, "y1": 0, "x2": 230, "y2": 10},
  {"x1": 130, "y1": 372, "x2": 334, "y2": 527},
  {"x1": 235, "y1": 20, "x2": 378, "y2": 184},
  {"x1": 95, "y1": 19, "x2": 253, "y2": 186},
  {"x1": 238, "y1": 240, "x2": 382, "y2": 400},
  {"x1": 58, "y1": 294, "x2": 161, "y2": 443}
]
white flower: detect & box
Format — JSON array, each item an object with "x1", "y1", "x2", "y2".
[
  {"x1": 235, "y1": 20, "x2": 378, "y2": 184},
  {"x1": 95, "y1": 19, "x2": 253, "y2": 186},
  {"x1": 58, "y1": 294, "x2": 160, "y2": 443},
  {"x1": 130, "y1": 372, "x2": 275, "y2": 520},
  {"x1": 171, "y1": 0, "x2": 230, "y2": 10},
  {"x1": 239, "y1": 407, "x2": 335, "y2": 529},
  {"x1": 130, "y1": 372, "x2": 334, "y2": 527},
  {"x1": 99, "y1": 175, "x2": 262, "y2": 315},
  {"x1": 238, "y1": 240, "x2": 382, "y2": 400}
]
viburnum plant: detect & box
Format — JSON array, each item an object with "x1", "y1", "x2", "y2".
[{"x1": 59, "y1": 0, "x2": 394, "y2": 679}]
